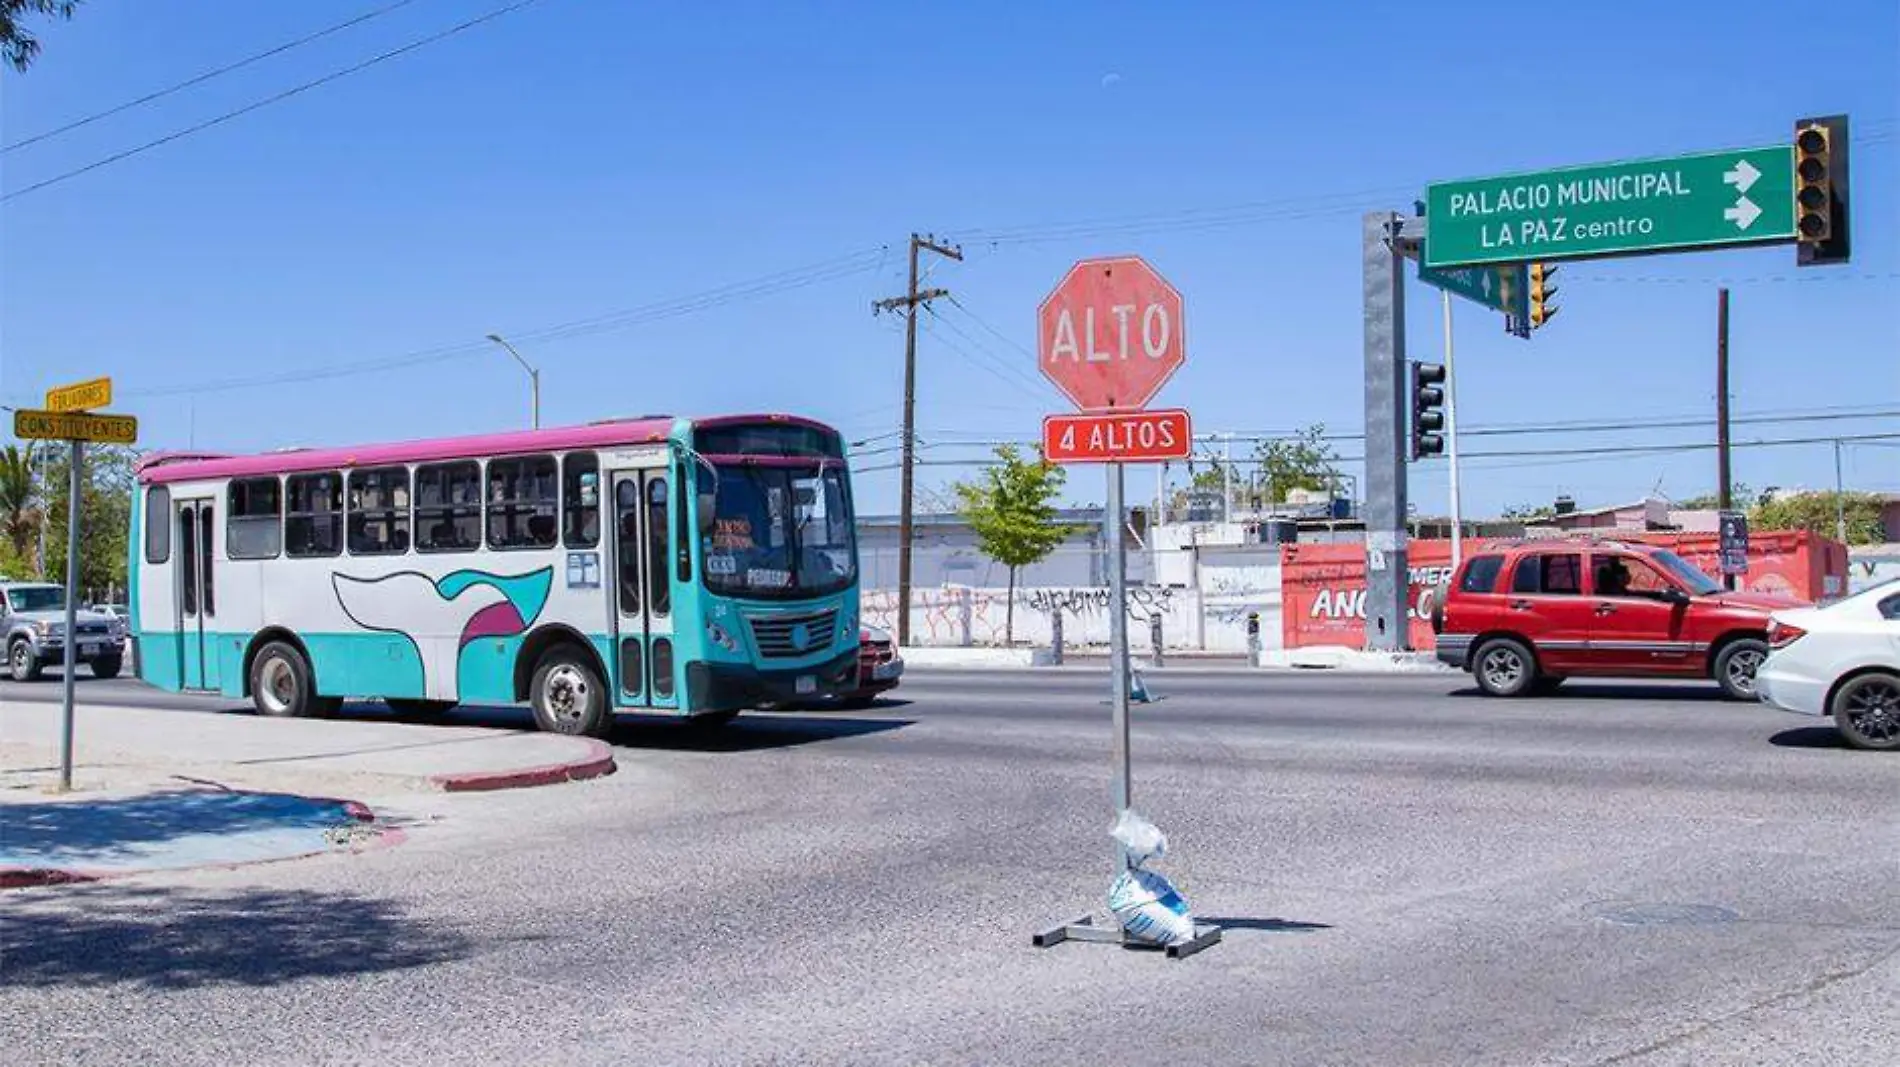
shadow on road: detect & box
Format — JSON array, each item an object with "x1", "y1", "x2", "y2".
[
  {"x1": 1768, "y1": 725, "x2": 1851, "y2": 750},
  {"x1": 1445, "y1": 683, "x2": 1730, "y2": 703},
  {"x1": 0, "y1": 883, "x2": 478, "y2": 989},
  {"x1": 1, "y1": 790, "x2": 366, "y2": 865},
  {"x1": 1201, "y1": 916, "x2": 1333, "y2": 935},
  {"x1": 609, "y1": 714, "x2": 913, "y2": 753}
]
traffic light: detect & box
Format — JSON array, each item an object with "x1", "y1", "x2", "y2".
[
  {"x1": 1795, "y1": 115, "x2": 1850, "y2": 267},
  {"x1": 1410, "y1": 361, "x2": 1446, "y2": 460},
  {"x1": 1528, "y1": 262, "x2": 1558, "y2": 328}
]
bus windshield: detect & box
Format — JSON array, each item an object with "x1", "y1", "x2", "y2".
[{"x1": 702, "y1": 462, "x2": 856, "y2": 599}]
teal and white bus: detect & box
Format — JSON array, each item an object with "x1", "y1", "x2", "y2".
[{"x1": 129, "y1": 414, "x2": 861, "y2": 735}]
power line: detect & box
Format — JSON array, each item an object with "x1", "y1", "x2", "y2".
[
  {"x1": 2, "y1": 0, "x2": 424, "y2": 154},
  {"x1": 918, "y1": 306, "x2": 1044, "y2": 397},
  {"x1": 852, "y1": 430, "x2": 1900, "y2": 476},
  {"x1": 1, "y1": 0, "x2": 548, "y2": 202},
  {"x1": 121, "y1": 248, "x2": 888, "y2": 398}
]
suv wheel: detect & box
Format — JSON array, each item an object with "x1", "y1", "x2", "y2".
[
  {"x1": 9, "y1": 639, "x2": 43, "y2": 682},
  {"x1": 1713, "y1": 638, "x2": 1769, "y2": 701},
  {"x1": 1472, "y1": 637, "x2": 1538, "y2": 697}
]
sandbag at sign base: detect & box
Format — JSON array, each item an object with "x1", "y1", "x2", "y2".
[{"x1": 1108, "y1": 866, "x2": 1196, "y2": 946}]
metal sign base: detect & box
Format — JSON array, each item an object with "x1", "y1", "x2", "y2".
[{"x1": 1032, "y1": 913, "x2": 1224, "y2": 960}]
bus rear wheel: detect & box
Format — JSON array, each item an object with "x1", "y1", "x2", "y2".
[
  {"x1": 530, "y1": 647, "x2": 611, "y2": 738},
  {"x1": 251, "y1": 641, "x2": 341, "y2": 719}
]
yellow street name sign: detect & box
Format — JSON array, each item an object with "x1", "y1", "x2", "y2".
[
  {"x1": 44, "y1": 376, "x2": 113, "y2": 413},
  {"x1": 13, "y1": 408, "x2": 138, "y2": 445}
]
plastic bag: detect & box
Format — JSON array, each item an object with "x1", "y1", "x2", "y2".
[
  {"x1": 1112, "y1": 809, "x2": 1168, "y2": 867},
  {"x1": 1107, "y1": 810, "x2": 1195, "y2": 946}
]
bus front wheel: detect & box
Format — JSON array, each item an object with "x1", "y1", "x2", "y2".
[
  {"x1": 251, "y1": 641, "x2": 341, "y2": 719},
  {"x1": 530, "y1": 647, "x2": 612, "y2": 738}
]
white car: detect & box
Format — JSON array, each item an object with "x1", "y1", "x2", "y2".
[{"x1": 1755, "y1": 578, "x2": 1900, "y2": 751}]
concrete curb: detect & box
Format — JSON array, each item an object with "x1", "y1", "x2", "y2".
[
  {"x1": 0, "y1": 796, "x2": 396, "y2": 891},
  {"x1": 428, "y1": 737, "x2": 617, "y2": 793}
]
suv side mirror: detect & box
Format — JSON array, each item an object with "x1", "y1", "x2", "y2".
[
  {"x1": 698, "y1": 491, "x2": 718, "y2": 535},
  {"x1": 1661, "y1": 586, "x2": 1691, "y2": 606}
]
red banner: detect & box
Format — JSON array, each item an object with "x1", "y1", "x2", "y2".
[{"x1": 1043, "y1": 409, "x2": 1191, "y2": 464}]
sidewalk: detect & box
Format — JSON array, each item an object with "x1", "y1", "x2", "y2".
[
  {"x1": 0, "y1": 703, "x2": 617, "y2": 888},
  {"x1": 0, "y1": 701, "x2": 616, "y2": 798}
]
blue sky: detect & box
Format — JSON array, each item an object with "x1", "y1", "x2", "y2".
[{"x1": 2, "y1": 0, "x2": 1895, "y2": 519}]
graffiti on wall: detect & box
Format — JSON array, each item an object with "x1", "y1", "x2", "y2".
[{"x1": 1027, "y1": 586, "x2": 1176, "y2": 619}]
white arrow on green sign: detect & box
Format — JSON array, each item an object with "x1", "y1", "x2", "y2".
[{"x1": 1423, "y1": 145, "x2": 1796, "y2": 268}]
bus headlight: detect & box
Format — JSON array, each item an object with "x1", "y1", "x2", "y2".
[{"x1": 706, "y1": 621, "x2": 740, "y2": 653}]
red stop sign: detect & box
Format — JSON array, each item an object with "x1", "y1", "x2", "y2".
[{"x1": 1037, "y1": 256, "x2": 1185, "y2": 412}]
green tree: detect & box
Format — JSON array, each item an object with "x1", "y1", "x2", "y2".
[
  {"x1": 0, "y1": 443, "x2": 41, "y2": 571},
  {"x1": 1251, "y1": 424, "x2": 1342, "y2": 505},
  {"x1": 1501, "y1": 503, "x2": 1556, "y2": 522},
  {"x1": 952, "y1": 445, "x2": 1073, "y2": 645},
  {"x1": 1751, "y1": 491, "x2": 1887, "y2": 546},
  {"x1": 2, "y1": 0, "x2": 81, "y2": 73},
  {"x1": 39, "y1": 444, "x2": 138, "y2": 599},
  {"x1": 1674, "y1": 484, "x2": 1756, "y2": 510}
]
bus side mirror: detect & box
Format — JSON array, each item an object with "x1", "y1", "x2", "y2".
[{"x1": 698, "y1": 492, "x2": 717, "y2": 534}]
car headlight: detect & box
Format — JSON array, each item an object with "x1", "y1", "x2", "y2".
[{"x1": 33, "y1": 620, "x2": 58, "y2": 637}]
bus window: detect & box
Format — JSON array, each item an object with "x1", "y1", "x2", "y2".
[
  {"x1": 487, "y1": 454, "x2": 558, "y2": 550},
  {"x1": 563, "y1": 452, "x2": 600, "y2": 548},
  {"x1": 348, "y1": 466, "x2": 411, "y2": 555},
  {"x1": 145, "y1": 486, "x2": 171, "y2": 563},
  {"x1": 646, "y1": 477, "x2": 670, "y2": 617},
  {"x1": 286, "y1": 473, "x2": 343, "y2": 557},
  {"x1": 227, "y1": 477, "x2": 282, "y2": 560},
  {"x1": 616, "y1": 479, "x2": 641, "y2": 616},
  {"x1": 416, "y1": 461, "x2": 481, "y2": 552}
]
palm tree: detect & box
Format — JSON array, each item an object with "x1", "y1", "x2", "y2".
[
  {"x1": 2, "y1": 1, "x2": 81, "y2": 73},
  {"x1": 0, "y1": 443, "x2": 41, "y2": 568}
]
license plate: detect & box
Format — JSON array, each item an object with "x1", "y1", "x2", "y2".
[
  {"x1": 795, "y1": 675, "x2": 816, "y2": 695},
  {"x1": 81, "y1": 643, "x2": 101, "y2": 656}
]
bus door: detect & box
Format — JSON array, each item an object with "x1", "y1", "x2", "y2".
[
  {"x1": 173, "y1": 497, "x2": 220, "y2": 691},
  {"x1": 609, "y1": 469, "x2": 677, "y2": 709}
]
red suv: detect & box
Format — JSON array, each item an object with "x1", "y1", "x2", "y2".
[{"x1": 1432, "y1": 541, "x2": 1807, "y2": 700}]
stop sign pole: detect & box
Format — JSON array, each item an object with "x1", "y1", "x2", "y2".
[{"x1": 1030, "y1": 256, "x2": 1220, "y2": 959}]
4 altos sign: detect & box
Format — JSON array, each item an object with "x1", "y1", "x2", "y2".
[
  {"x1": 1424, "y1": 146, "x2": 1797, "y2": 267},
  {"x1": 1043, "y1": 409, "x2": 1191, "y2": 464}
]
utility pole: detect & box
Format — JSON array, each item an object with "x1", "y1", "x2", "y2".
[
  {"x1": 1716, "y1": 288, "x2": 1734, "y2": 590},
  {"x1": 1833, "y1": 438, "x2": 1847, "y2": 542},
  {"x1": 872, "y1": 233, "x2": 961, "y2": 647}
]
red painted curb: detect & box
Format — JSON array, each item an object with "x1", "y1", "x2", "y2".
[{"x1": 428, "y1": 737, "x2": 617, "y2": 793}]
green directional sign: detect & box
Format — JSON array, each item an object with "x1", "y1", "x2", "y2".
[
  {"x1": 1423, "y1": 146, "x2": 1796, "y2": 268},
  {"x1": 1417, "y1": 260, "x2": 1529, "y2": 319}
]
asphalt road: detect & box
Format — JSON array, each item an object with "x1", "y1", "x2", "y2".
[{"x1": 4, "y1": 668, "x2": 1897, "y2": 1066}]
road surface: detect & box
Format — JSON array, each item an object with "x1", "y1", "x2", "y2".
[{"x1": 3, "y1": 668, "x2": 1895, "y2": 1066}]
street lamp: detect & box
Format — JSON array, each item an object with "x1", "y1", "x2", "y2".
[{"x1": 485, "y1": 333, "x2": 540, "y2": 429}]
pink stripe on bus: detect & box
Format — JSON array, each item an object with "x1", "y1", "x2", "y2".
[{"x1": 136, "y1": 414, "x2": 844, "y2": 485}]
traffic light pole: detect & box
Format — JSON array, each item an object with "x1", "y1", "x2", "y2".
[{"x1": 1362, "y1": 211, "x2": 1411, "y2": 652}]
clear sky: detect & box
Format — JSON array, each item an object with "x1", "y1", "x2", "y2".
[{"x1": 2, "y1": 0, "x2": 1895, "y2": 519}]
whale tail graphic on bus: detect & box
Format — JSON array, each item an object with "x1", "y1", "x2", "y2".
[{"x1": 332, "y1": 567, "x2": 553, "y2": 693}]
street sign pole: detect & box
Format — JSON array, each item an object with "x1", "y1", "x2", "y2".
[
  {"x1": 58, "y1": 441, "x2": 83, "y2": 793},
  {"x1": 1442, "y1": 289, "x2": 1464, "y2": 569},
  {"x1": 1106, "y1": 461, "x2": 1131, "y2": 833},
  {"x1": 1031, "y1": 255, "x2": 1219, "y2": 959}
]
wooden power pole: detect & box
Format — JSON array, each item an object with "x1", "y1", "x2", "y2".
[{"x1": 873, "y1": 233, "x2": 961, "y2": 647}]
